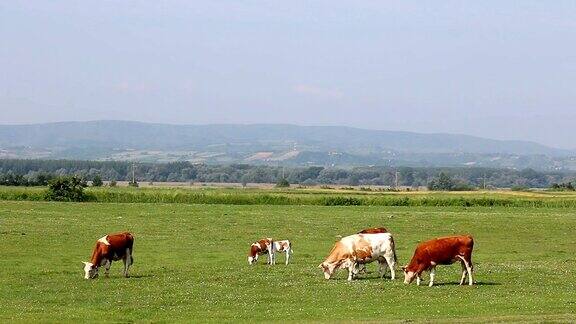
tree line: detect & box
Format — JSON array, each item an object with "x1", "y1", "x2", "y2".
[{"x1": 0, "y1": 159, "x2": 575, "y2": 189}]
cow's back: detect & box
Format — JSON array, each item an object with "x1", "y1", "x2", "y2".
[
  {"x1": 358, "y1": 227, "x2": 388, "y2": 234},
  {"x1": 104, "y1": 232, "x2": 133, "y2": 258}
]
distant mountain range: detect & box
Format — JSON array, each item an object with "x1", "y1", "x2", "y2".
[{"x1": 0, "y1": 121, "x2": 574, "y2": 170}]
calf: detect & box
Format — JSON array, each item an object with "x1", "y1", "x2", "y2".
[
  {"x1": 402, "y1": 235, "x2": 474, "y2": 287},
  {"x1": 319, "y1": 233, "x2": 397, "y2": 281},
  {"x1": 82, "y1": 232, "x2": 134, "y2": 279},
  {"x1": 248, "y1": 238, "x2": 293, "y2": 265},
  {"x1": 273, "y1": 240, "x2": 293, "y2": 265}
]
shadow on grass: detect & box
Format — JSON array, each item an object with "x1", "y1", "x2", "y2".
[
  {"x1": 432, "y1": 281, "x2": 501, "y2": 286},
  {"x1": 330, "y1": 277, "x2": 500, "y2": 286},
  {"x1": 127, "y1": 274, "x2": 155, "y2": 279}
]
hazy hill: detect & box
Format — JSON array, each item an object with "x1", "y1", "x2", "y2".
[{"x1": 0, "y1": 121, "x2": 573, "y2": 169}]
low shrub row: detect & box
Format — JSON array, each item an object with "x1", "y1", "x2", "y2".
[{"x1": 1, "y1": 185, "x2": 575, "y2": 208}]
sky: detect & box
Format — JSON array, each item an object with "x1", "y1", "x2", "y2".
[{"x1": 1, "y1": 1, "x2": 575, "y2": 149}]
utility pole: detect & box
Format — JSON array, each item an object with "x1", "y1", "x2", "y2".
[
  {"x1": 132, "y1": 162, "x2": 135, "y2": 184},
  {"x1": 394, "y1": 171, "x2": 399, "y2": 189}
]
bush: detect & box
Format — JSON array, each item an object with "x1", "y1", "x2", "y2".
[
  {"x1": 275, "y1": 178, "x2": 290, "y2": 188},
  {"x1": 92, "y1": 175, "x2": 103, "y2": 187},
  {"x1": 550, "y1": 182, "x2": 575, "y2": 191},
  {"x1": 109, "y1": 179, "x2": 117, "y2": 187},
  {"x1": 44, "y1": 176, "x2": 87, "y2": 202},
  {"x1": 511, "y1": 185, "x2": 530, "y2": 191},
  {"x1": 128, "y1": 180, "x2": 139, "y2": 187},
  {"x1": 428, "y1": 173, "x2": 475, "y2": 191}
]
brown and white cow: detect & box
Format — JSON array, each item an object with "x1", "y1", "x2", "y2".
[
  {"x1": 273, "y1": 240, "x2": 293, "y2": 265},
  {"x1": 248, "y1": 238, "x2": 292, "y2": 265},
  {"x1": 248, "y1": 238, "x2": 274, "y2": 265},
  {"x1": 402, "y1": 235, "x2": 474, "y2": 287},
  {"x1": 82, "y1": 232, "x2": 134, "y2": 279},
  {"x1": 319, "y1": 233, "x2": 397, "y2": 281}
]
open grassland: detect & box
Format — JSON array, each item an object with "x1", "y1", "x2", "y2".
[
  {"x1": 1, "y1": 200, "x2": 575, "y2": 322},
  {"x1": 1, "y1": 185, "x2": 576, "y2": 207}
]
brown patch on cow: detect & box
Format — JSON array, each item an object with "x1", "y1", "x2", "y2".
[
  {"x1": 354, "y1": 237, "x2": 374, "y2": 263},
  {"x1": 358, "y1": 227, "x2": 388, "y2": 234},
  {"x1": 249, "y1": 238, "x2": 272, "y2": 257},
  {"x1": 323, "y1": 241, "x2": 352, "y2": 264},
  {"x1": 278, "y1": 241, "x2": 290, "y2": 252}
]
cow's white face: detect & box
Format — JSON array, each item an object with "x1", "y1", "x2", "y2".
[
  {"x1": 402, "y1": 266, "x2": 416, "y2": 284},
  {"x1": 319, "y1": 262, "x2": 335, "y2": 279},
  {"x1": 248, "y1": 254, "x2": 259, "y2": 265},
  {"x1": 82, "y1": 262, "x2": 99, "y2": 279}
]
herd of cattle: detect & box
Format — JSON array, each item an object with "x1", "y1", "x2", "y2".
[{"x1": 82, "y1": 228, "x2": 474, "y2": 287}]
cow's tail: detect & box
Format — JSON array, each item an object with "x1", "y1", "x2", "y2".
[
  {"x1": 127, "y1": 232, "x2": 134, "y2": 264},
  {"x1": 390, "y1": 235, "x2": 398, "y2": 264}
]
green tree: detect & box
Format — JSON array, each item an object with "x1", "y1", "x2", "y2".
[
  {"x1": 275, "y1": 178, "x2": 290, "y2": 188},
  {"x1": 44, "y1": 176, "x2": 87, "y2": 202},
  {"x1": 428, "y1": 172, "x2": 455, "y2": 191},
  {"x1": 92, "y1": 175, "x2": 103, "y2": 187}
]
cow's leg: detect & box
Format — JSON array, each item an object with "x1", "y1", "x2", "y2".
[
  {"x1": 123, "y1": 248, "x2": 132, "y2": 278},
  {"x1": 104, "y1": 260, "x2": 111, "y2": 277},
  {"x1": 416, "y1": 274, "x2": 422, "y2": 286},
  {"x1": 347, "y1": 262, "x2": 356, "y2": 281},
  {"x1": 269, "y1": 245, "x2": 275, "y2": 265},
  {"x1": 457, "y1": 255, "x2": 474, "y2": 285},
  {"x1": 285, "y1": 250, "x2": 290, "y2": 265},
  {"x1": 459, "y1": 261, "x2": 468, "y2": 285},
  {"x1": 377, "y1": 261, "x2": 385, "y2": 278},
  {"x1": 428, "y1": 267, "x2": 436, "y2": 287},
  {"x1": 384, "y1": 255, "x2": 396, "y2": 280}
]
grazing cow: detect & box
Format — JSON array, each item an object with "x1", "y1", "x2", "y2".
[
  {"x1": 402, "y1": 235, "x2": 474, "y2": 287},
  {"x1": 82, "y1": 232, "x2": 134, "y2": 279},
  {"x1": 248, "y1": 238, "x2": 293, "y2": 265},
  {"x1": 273, "y1": 240, "x2": 293, "y2": 265},
  {"x1": 319, "y1": 233, "x2": 397, "y2": 281},
  {"x1": 358, "y1": 227, "x2": 388, "y2": 234},
  {"x1": 356, "y1": 227, "x2": 389, "y2": 274}
]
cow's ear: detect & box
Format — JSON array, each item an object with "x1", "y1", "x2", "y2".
[
  {"x1": 82, "y1": 261, "x2": 88, "y2": 266},
  {"x1": 401, "y1": 266, "x2": 407, "y2": 272}
]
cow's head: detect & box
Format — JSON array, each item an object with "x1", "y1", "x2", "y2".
[
  {"x1": 318, "y1": 260, "x2": 351, "y2": 280},
  {"x1": 402, "y1": 265, "x2": 416, "y2": 284},
  {"x1": 82, "y1": 261, "x2": 99, "y2": 279},
  {"x1": 318, "y1": 262, "x2": 334, "y2": 279},
  {"x1": 248, "y1": 244, "x2": 260, "y2": 265}
]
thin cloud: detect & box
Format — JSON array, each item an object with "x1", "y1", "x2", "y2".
[{"x1": 293, "y1": 84, "x2": 343, "y2": 100}]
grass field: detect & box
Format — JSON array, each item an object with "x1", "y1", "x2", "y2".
[{"x1": 1, "y1": 196, "x2": 576, "y2": 322}]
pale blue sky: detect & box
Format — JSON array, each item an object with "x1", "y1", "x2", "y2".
[{"x1": 1, "y1": 1, "x2": 575, "y2": 148}]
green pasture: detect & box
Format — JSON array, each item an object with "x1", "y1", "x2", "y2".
[{"x1": 1, "y1": 198, "x2": 575, "y2": 322}]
